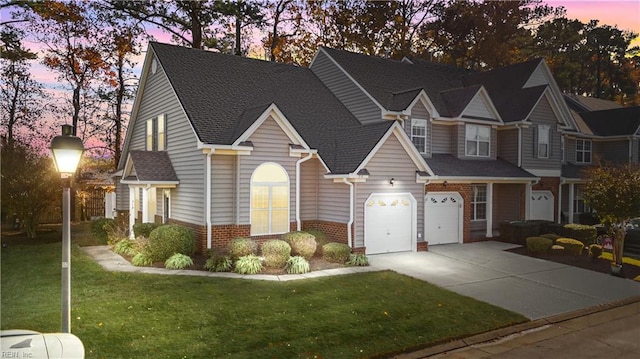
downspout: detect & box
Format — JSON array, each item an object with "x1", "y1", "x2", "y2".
[
  {"x1": 206, "y1": 151, "x2": 213, "y2": 249},
  {"x1": 515, "y1": 124, "x2": 523, "y2": 167},
  {"x1": 342, "y1": 178, "x2": 354, "y2": 248},
  {"x1": 295, "y1": 152, "x2": 314, "y2": 231}
]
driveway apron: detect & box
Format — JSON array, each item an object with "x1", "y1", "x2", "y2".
[{"x1": 368, "y1": 241, "x2": 640, "y2": 320}]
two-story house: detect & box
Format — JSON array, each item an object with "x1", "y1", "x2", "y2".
[{"x1": 114, "y1": 42, "x2": 632, "y2": 254}]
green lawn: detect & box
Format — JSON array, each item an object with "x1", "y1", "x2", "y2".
[{"x1": 1, "y1": 224, "x2": 527, "y2": 358}]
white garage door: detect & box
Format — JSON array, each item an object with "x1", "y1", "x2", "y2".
[
  {"x1": 530, "y1": 190, "x2": 554, "y2": 221},
  {"x1": 364, "y1": 193, "x2": 414, "y2": 254},
  {"x1": 425, "y1": 192, "x2": 463, "y2": 245}
]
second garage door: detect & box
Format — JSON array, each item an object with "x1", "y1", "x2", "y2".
[
  {"x1": 364, "y1": 193, "x2": 415, "y2": 254},
  {"x1": 530, "y1": 190, "x2": 554, "y2": 221},
  {"x1": 425, "y1": 192, "x2": 463, "y2": 245}
]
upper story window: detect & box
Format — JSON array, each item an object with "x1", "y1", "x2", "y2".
[
  {"x1": 465, "y1": 124, "x2": 490, "y2": 157},
  {"x1": 576, "y1": 138, "x2": 591, "y2": 163},
  {"x1": 471, "y1": 184, "x2": 487, "y2": 221},
  {"x1": 411, "y1": 119, "x2": 427, "y2": 154},
  {"x1": 537, "y1": 125, "x2": 550, "y2": 159},
  {"x1": 146, "y1": 114, "x2": 166, "y2": 151},
  {"x1": 251, "y1": 163, "x2": 289, "y2": 236}
]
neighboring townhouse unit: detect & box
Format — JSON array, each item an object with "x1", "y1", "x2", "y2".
[{"x1": 115, "y1": 42, "x2": 636, "y2": 254}]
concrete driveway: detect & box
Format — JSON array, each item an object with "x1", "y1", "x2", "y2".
[{"x1": 369, "y1": 241, "x2": 640, "y2": 320}]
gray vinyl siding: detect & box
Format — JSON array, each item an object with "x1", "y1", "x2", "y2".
[
  {"x1": 458, "y1": 124, "x2": 497, "y2": 160},
  {"x1": 353, "y1": 134, "x2": 424, "y2": 248},
  {"x1": 523, "y1": 64, "x2": 548, "y2": 88},
  {"x1": 404, "y1": 102, "x2": 432, "y2": 156},
  {"x1": 238, "y1": 116, "x2": 298, "y2": 225},
  {"x1": 115, "y1": 177, "x2": 128, "y2": 211},
  {"x1": 497, "y1": 128, "x2": 519, "y2": 165},
  {"x1": 431, "y1": 124, "x2": 453, "y2": 154},
  {"x1": 299, "y1": 158, "x2": 320, "y2": 220},
  {"x1": 593, "y1": 140, "x2": 630, "y2": 164},
  {"x1": 317, "y1": 163, "x2": 350, "y2": 223},
  {"x1": 462, "y1": 94, "x2": 493, "y2": 119},
  {"x1": 210, "y1": 154, "x2": 236, "y2": 224},
  {"x1": 521, "y1": 96, "x2": 561, "y2": 170},
  {"x1": 127, "y1": 56, "x2": 204, "y2": 225},
  {"x1": 633, "y1": 139, "x2": 639, "y2": 163},
  {"x1": 310, "y1": 50, "x2": 382, "y2": 125}
]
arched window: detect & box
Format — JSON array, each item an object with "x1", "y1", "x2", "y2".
[{"x1": 251, "y1": 163, "x2": 289, "y2": 235}]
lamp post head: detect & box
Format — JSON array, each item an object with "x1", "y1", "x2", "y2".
[{"x1": 51, "y1": 125, "x2": 84, "y2": 176}]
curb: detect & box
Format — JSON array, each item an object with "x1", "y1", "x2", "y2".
[{"x1": 393, "y1": 295, "x2": 640, "y2": 359}]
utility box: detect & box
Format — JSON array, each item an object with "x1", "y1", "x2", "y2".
[{"x1": 1, "y1": 330, "x2": 84, "y2": 359}]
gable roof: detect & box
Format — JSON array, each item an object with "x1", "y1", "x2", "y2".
[
  {"x1": 579, "y1": 106, "x2": 640, "y2": 136},
  {"x1": 425, "y1": 154, "x2": 537, "y2": 180},
  {"x1": 123, "y1": 151, "x2": 179, "y2": 184},
  {"x1": 150, "y1": 42, "x2": 391, "y2": 174},
  {"x1": 563, "y1": 94, "x2": 623, "y2": 112}
]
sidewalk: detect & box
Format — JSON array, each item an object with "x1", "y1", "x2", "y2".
[{"x1": 395, "y1": 297, "x2": 640, "y2": 359}]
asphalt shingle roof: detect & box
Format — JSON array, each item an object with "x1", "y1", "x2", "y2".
[
  {"x1": 579, "y1": 107, "x2": 640, "y2": 136},
  {"x1": 129, "y1": 151, "x2": 178, "y2": 182},
  {"x1": 425, "y1": 154, "x2": 537, "y2": 178},
  {"x1": 151, "y1": 42, "x2": 391, "y2": 174}
]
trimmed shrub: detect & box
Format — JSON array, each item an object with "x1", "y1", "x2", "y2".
[
  {"x1": 306, "y1": 230, "x2": 329, "y2": 255},
  {"x1": 132, "y1": 252, "x2": 153, "y2": 266},
  {"x1": 261, "y1": 240, "x2": 291, "y2": 268},
  {"x1": 322, "y1": 242, "x2": 351, "y2": 263},
  {"x1": 540, "y1": 222, "x2": 563, "y2": 236},
  {"x1": 347, "y1": 253, "x2": 369, "y2": 266},
  {"x1": 165, "y1": 253, "x2": 193, "y2": 270},
  {"x1": 146, "y1": 224, "x2": 195, "y2": 262},
  {"x1": 133, "y1": 222, "x2": 160, "y2": 238},
  {"x1": 234, "y1": 254, "x2": 262, "y2": 274},
  {"x1": 91, "y1": 218, "x2": 114, "y2": 244},
  {"x1": 285, "y1": 256, "x2": 310, "y2": 274},
  {"x1": 550, "y1": 244, "x2": 565, "y2": 255},
  {"x1": 282, "y1": 231, "x2": 317, "y2": 259},
  {"x1": 556, "y1": 238, "x2": 584, "y2": 256},
  {"x1": 525, "y1": 237, "x2": 553, "y2": 255},
  {"x1": 588, "y1": 244, "x2": 603, "y2": 259},
  {"x1": 540, "y1": 233, "x2": 561, "y2": 241},
  {"x1": 228, "y1": 237, "x2": 258, "y2": 260},
  {"x1": 561, "y1": 224, "x2": 597, "y2": 246},
  {"x1": 205, "y1": 254, "x2": 233, "y2": 272},
  {"x1": 113, "y1": 239, "x2": 137, "y2": 257},
  {"x1": 499, "y1": 221, "x2": 541, "y2": 244}
]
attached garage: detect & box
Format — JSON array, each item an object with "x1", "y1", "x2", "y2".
[
  {"x1": 530, "y1": 190, "x2": 554, "y2": 221},
  {"x1": 364, "y1": 193, "x2": 416, "y2": 254},
  {"x1": 424, "y1": 192, "x2": 463, "y2": 245}
]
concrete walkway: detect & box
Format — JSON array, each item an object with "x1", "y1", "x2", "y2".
[{"x1": 368, "y1": 241, "x2": 640, "y2": 320}]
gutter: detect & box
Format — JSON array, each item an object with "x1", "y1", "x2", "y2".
[
  {"x1": 295, "y1": 152, "x2": 314, "y2": 231},
  {"x1": 342, "y1": 179, "x2": 354, "y2": 248}
]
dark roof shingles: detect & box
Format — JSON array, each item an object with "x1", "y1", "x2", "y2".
[
  {"x1": 425, "y1": 154, "x2": 536, "y2": 178},
  {"x1": 129, "y1": 151, "x2": 178, "y2": 182}
]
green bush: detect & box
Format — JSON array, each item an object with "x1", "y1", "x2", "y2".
[
  {"x1": 588, "y1": 244, "x2": 603, "y2": 259},
  {"x1": 91, "y1": 218, "x2": 114, "y2": 244},
  {"x1": 113, "y1": 239, "x2": 137, "y2": 257},
  {"x1": 525, "y1": 237, "x2": 553, "y2": 255},
  {"x1": 306, "y1": 230, "x2": 329, "y2": 255},
  {"x1": 285, "y1": 256, "x2": 310, "y2": 274},
  {"x1": 556, "y1": 238, "x2": 584, "y2": 256},
  {"x1": 550, "y1": 244, "x2": 565, "y2": 255},
  {"x1": 322, "y1": 242, "x2": 351, "y2": 263},
  {"x1": 261, "y1": 240, "x2": 291, "y2": 268},
  {"x1": 228, "y1": 237, "x2": 258, "y2": 260},
  {"x1": 234, "y1": 254, "x2": 262, "y2": 274},
  {"x1": 561, "y1": 224, "x2": 597, "y2": 246},
  {"x1": 205, "y1": 254, "x2": 233, "y2": 272},
  {"x1": 106, "y1": 215, "x2": 130, "y2": 245},
  {"x1": 133, "y1": 222, "x2": 160, "y2": 238},
  {"x1": 540, "y1": 233, "x2": 561, "y2": 241},
  {"x1": 165, "y1": 253, "x2": 194, "y2": 270},
  {"x1": 132, "y1": 252, "x2": 153, "y2": 266},
  {"x1": 346, "y1": 253, "x2": 369, "y2": 266},
  {"x1": 146, "y1": 224, "x2": 195, "y2": 262},
  {"x1": 282, "y1": 231, "x2": 317, "y2": 259}
]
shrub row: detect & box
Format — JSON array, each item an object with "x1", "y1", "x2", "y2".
[
  {"x1": 525, "y1": 235, "x2": 585, "y2": 256},
  {"x1": 501, "y1": 220, "x2": 597, "y2": 246}
]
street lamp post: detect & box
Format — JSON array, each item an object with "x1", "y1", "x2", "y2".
[{"x1": 50, "y1": 124, "x2": 84, "y2": 334}]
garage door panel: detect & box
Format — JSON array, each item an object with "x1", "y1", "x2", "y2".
[
  {"x1": 530, "y1": 190, "x2": 554, "y2": 221},
  {"x1": 425, "y1": 193, "x2": 462, "y2": 245},
  {"x1": 365, "y1": 194, "x2": 414, "y2": 254}
]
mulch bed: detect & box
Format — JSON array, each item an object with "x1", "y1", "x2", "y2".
[{"x1": 506, "y1": 246, "x2": 640, "y2": 280}]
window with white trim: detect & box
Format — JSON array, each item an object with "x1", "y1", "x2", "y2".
[
  {"x1": 471, "y1": 184, "x2": 487, "y2": 221},
  {"x1": 146, "y1": 114, "x2": 166, "y2": 151},
  {"x1": 411, "y1": 119, "x2": 427, "y2": 154},
  {"x1": 251, "y1": 163, "x2": 289, "y2": 235},
  {"x1": 465, "y1": 124, "x2": 490, "y2": 157},
  {"x1": 537, "y1": 125, "x2": 550, "y2": 158},
  {"x1": 576, "y1": 139, "x2": 591, "y2": 163}
]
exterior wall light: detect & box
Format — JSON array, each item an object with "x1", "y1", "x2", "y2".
[{"x1": 390, "y1": 178, "x2": 395, "y2": 186}]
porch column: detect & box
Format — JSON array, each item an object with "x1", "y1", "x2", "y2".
[
  {"x1": 485, "y1": 182, "x2": 493, "y2": 238},
  {"x1": 525, "y1": 183, "x2": 532, "y2": 219},
  {"x1": 129, "y1": 187, "x2": 136, "y2": 239},
  {"x1": 557, "y1": 183, "x2": 563, "y2": 223},
  {"x1": 142, "y1": 186, "x2": 150, "y2": 223},
  {"x1": 568, "y1": 183, "x2": 575, "y2": 224}
]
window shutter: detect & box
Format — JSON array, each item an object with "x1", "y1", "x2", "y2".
[
  {"x1": 533, "y1": 125, "x2": 538, "y2": 157},
  {"x1": 163, "y1": 114, "x2": 167, "y2": 149},
  {"x1": 548, "y1": 130, "x2": 553, "y2": 157}
]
